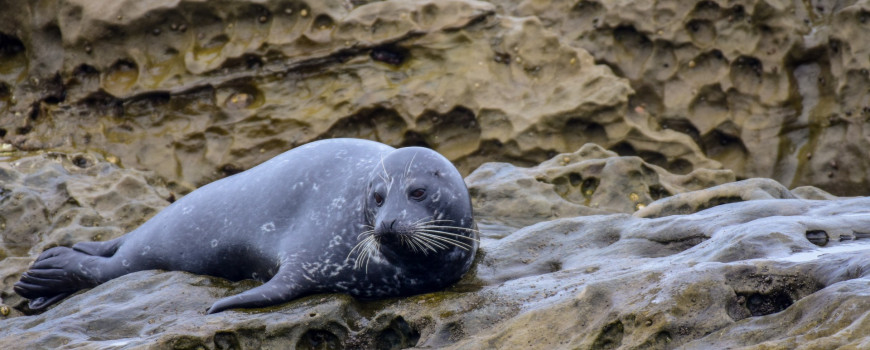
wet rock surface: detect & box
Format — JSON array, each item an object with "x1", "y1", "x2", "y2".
[
  {"x1": 2, "y1": 0, "x2": 870, "y2": 349},
  {"x1": 0, "y1": 162, "x2": 868, "y2": 348},
  {"x1": 0, "y1": 149, "x2": 869, "y2": 349}
]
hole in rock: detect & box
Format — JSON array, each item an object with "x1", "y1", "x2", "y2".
[
  {"x1": 0, "y1": 32, "x2": 25, "y2": 56},
  {"x1": 591, "y1": 320, "x2": 624, "y2": 349},
  {"x1": 690, "y1": 0, "x2": 721, "y2": 19},
  {"x1": 376, "y1": 316, "x2": 420, "y2": 349},
  {"x1": 297, "y1": 329, "x2": 341, "y2": 350},
  {"x1": 686, "y1": 19, "x2": 716, "y2": 43},
  {"x1": 740, "y1": 290, "x2": 794, "y2": 316},
  {"x1": 666, "y1": 158, "x2": 693, "y2": 175},
  {"x1": 609, "y1": 142, "x2": 637, "y2": 157},
  {"x1": 568, "y1": 173, "x2": 582, "y2": 187},
  {"x1": 72, "y1": 155, "x2": 92, "y2": 168},
  {"x1": 313, "y1": 14, "x2": 334, "y2": 30},
  {"x1": 493, "y1": 52, "x2": 511, "y2": 65},
  {"x1": 637, "y1": 150, "x2": 667, "y2": 168},
  {"x1": 659, "y1": 118, "x2": 701, "y2": 144},
  {"x1": 213, "y1": 331, "x2": 241, "y2": 350},
  {"x1": 400, "y1": 131, "x2": 431, "y2": 149},
  {"x1": 220, "y1": 164, "x2": 244, "y2": 177},
  {"x1": 649, "y1": 185, "x2": 671, "y2": 200},
  {"x1": 582, "y1": 178, "x2": 600, "y2": 197},
  {"x1": 730, "y1": 56, "x2": 763, "y2": 91},
  {"x1": 701, "y1": 129, "x2": 747, "y2": 165},
  {"x1": 806, "y1": 230, "x2": 829, "y2": 246},
  {"x1": 371, "y1": 45, "x2": 408, "y2": 66},
  {"x1": 695, "y1": 195, "x2": 743, "y2": 212},
  {"x1": 564, "y1": 118, "x2": 607, "y2": 148}
]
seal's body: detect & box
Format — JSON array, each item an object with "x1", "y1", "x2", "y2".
[{"x1": 15, "y1": 139, "x2": 477, "y2": 313}]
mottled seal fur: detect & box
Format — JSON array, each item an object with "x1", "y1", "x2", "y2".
[{"x1": 15, "y1": 139, "x2": 478, "y2": 313}]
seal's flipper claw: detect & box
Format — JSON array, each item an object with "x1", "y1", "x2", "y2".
[
  {"x1": 18, "y1": 268, "x2": 66, "y2": 280},
  {"x1": 28, "y1": 293, "x2": 70, "y2": 310}
]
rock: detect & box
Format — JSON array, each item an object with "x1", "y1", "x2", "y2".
[
  {"x1": 0, "y1": 152, "x2": 171, "y2": 310},
  {"x1": 2, "y1": 0, "x2": 870, "y2": 347},
  {"x1": 0, "y1": 0, "x2": 720, "y2": 193},
  {"x1": 467, "y1": 143, "x2": 734, "y2": 226},
  {"x1": 489, "y1": 0, "x2": 870, "y2": 195},
  {"x1": 636, "y1": 178, "x2": 798, "y2": 218},
  {"x1": 1, "y1": 180, "x2": 869, "y2": 349}
]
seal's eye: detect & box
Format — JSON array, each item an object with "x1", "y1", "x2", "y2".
[
  {"x1": 373, "y1": 192, "x2": 384, "y2": 206},
  {"x1": 410, "y1": 189, "x2": 426, "y2": 200}
]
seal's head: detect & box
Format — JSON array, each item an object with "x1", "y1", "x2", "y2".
[{"x1": 353, "y1": 147, "x2": 477, "y2": 272}]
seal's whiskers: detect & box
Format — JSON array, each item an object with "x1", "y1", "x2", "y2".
[
  {"x1": 415, "y1": 231, "x2": 473, "y2": 250},
  {"x1": 417, "y1": 227, "x2": 481, "y2": 243}
]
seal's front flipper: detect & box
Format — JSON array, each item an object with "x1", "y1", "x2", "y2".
[
  {"x1": 72, "y1": 239, "x2": 122, "y2": 257},
  {"x1": 27, "y1": 293, "x2": 71, "y2": 310},
  {"x1": 207, "y1": 273, "x2": 307, "y2": 314}
]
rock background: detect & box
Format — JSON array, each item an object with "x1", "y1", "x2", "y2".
[{"x1": 1, "y1": 0, "x2": 870, "y2": 349}]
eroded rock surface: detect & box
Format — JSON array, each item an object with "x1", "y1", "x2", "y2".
[
  {"x1": 0, "y1": 0, "x2": 720, "y2": 193},
  {"x1": 0, "y1": 172, "x2": 868, "y2": 349},
  {"x1": 2, "y1": 0, "x2": 870, "y2": 349},
  {"x1": 467, "y1": 143, "x2": 735, "y2": 226},
  {"x1": 0, "y1": 152, "x2": 171, "y2": 311},
  {"x1": 490, "y1": 0, "x2": 870, "y2": 195}
]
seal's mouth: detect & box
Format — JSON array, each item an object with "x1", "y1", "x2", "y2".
[{"x1": 348, "y1": 219, "x2": 480, "y2": 273}]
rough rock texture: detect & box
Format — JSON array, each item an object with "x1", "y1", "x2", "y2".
[
  {"x1": 0, "y1": 172, "x2": 868, "y2": 348},
  {"x1": 489, "y1": 0, "x2": 870, "y2": 195},
  {"x1": 0, "y1": 152, "x2": 171, "y2": 312},
  {"x1": 4, "y1": 0, "x2": 869, "y2": 195},
  {"x1": 0, "y1": 0, "x2": 719, "y2": 193},
  {"x1": 467, "y1": 143, "x2": 735, "y2": 225},
  {"x1": 2, "y1": 0, "x2": 870, "y2": 349}
]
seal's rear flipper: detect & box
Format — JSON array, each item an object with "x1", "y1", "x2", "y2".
[
  {"x1": 207, "y1": 271, "x2": 307, "y2": 314},
  {"x1": 72, "y1": 239, "x2": 122, "y2": 257},
  {"x1": 14, "y1": 246, "x2": 108, "y2": 310},
  {"x1": 28, "y1": 293, "x2": 71, "y2": 310}
]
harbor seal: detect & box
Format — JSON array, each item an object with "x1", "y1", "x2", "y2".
[{"x1": 14, "y1": 138, "x2": 478, "y2": 313}]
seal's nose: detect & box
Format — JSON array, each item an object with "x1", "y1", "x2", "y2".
[{"x1": 375, "y1": 219, "x2": 397, "y2": 237}]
